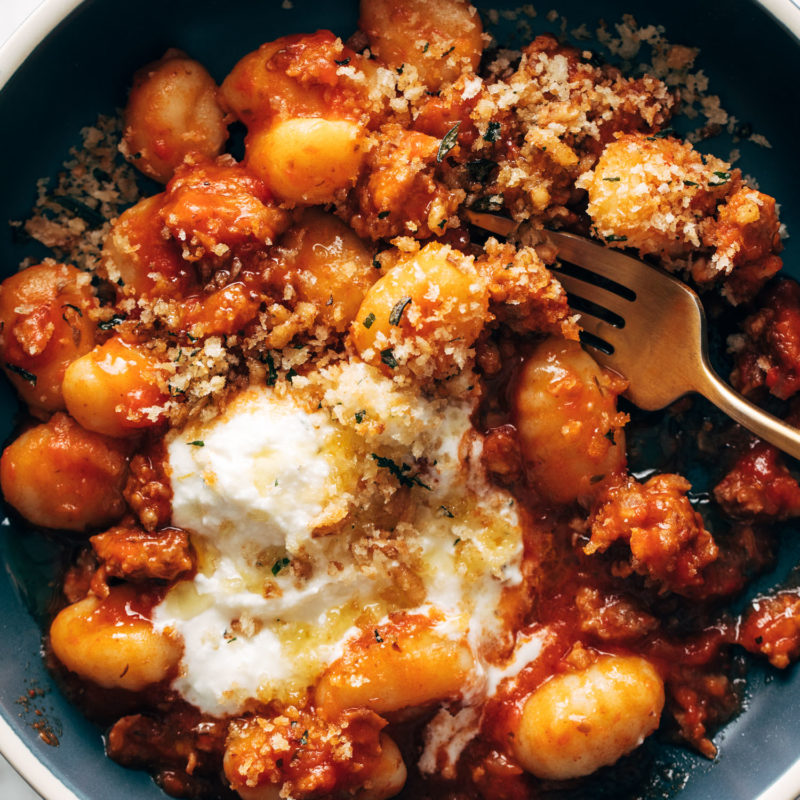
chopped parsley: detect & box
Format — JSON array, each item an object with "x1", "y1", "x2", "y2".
[
  {"x1": 602, "y1": 176, "x2": 621, "y2": 182},
  {"x1": 263, "y1": 352, "x2": 278, "y2": 386},
  {"x1": 286, "y1": 368, "x2": 298, "y2": 382},
  {"x1": 396, "y1": 64, "x2": 405, "y2": 75},
  {"x1": 371, "y1": 453, "x2": 431, "y2": 490},
  {"x1": 271, "y1": 557, "x2": 290, "y2": 576},
  {"x1": 363, "y1": 312, "x2": 376, "y2": 329},
  {"x1": 355, "y1": 409, "x2": 367, "y2": 424},
  {"x1": 453, "y1": 537, "x2": 462, "y2": 546},
  {"x1": 684, "y1": 179, "x2": 699, "y2": 186},
  {"x1": 372, "y1": 258, "x2": 382, "y2": 270},
  {"x1": 334, "y1": 57, "x2": 351, "y2": 66},
  {"x1": 437, "y1": 121, "x2": 461, "y2": 162},
  {"x1": 380, "y1": 348, "x2": 398, "y2": 369},
  {"x1": 605, "y1": 234, "x2": 628, "y2": 243},
  {"x1": 604, "y1": 430, "x2": 616, "y2": 445},
  {"x1": 422, "y1": 42, "x2": 430, "y2": 53},
  {"x1": 5, "y1": 363, "x2": 36, "y2": 385},
  {"x1": 98, "y1": 314, "x2": 125, "y2": 330},
  {"x1": 709, "y1": 170, "x2": 731, "y2": 186},
  {"x1": 377, "y1": 210, "x2": 390, "y2": 219},
  {"x1": 484, "y1": 121, "x2": 501, "y2": 142},
  {"x1": 439, "y1": 505, "x2": 455, "y2": 518},
  {"x1": 299, "y1": 730, "x2": 309, "y2": 746},
  {"x1": 389, "y1": 296, "x2": 412, "y2": 326},
  {"x1": 374, "y1": 629, "x2": 384, "y2": 643},
  {"x1": 188, "y1": 440, "x2": 205, "y2": 447},
  {"x1": 442, "y1": 45, "x2": 455, "y2": 57}
]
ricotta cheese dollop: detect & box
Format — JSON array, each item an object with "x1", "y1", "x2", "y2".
[{"x1": 156, "y1": 362, "x2": 526, "y2": 716}]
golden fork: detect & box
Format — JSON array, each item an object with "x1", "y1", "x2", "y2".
[{"x1": 466, "y1": 211, "x2": 800, "y2": 460}]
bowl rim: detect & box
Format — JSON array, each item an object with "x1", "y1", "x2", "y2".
[{"x1": 0, "y1": 0, "x2": 799, "y2": 799}]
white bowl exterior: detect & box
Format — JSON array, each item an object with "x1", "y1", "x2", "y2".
[{"x1": 0, "y1": 0, "x2": 82, "y2": 89}]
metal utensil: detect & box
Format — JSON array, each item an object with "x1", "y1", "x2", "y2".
[{"x1": 466, "y1": 211, "x2": 800, "y2": 460}]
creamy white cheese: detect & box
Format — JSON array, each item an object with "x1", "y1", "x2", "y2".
[
  {"x1": 168, "y1": 388, "x2": 338, "y2": 555},
  {"x1": 156, "y1": 363, "x2": 527, "y2": 717},
  {"x1": 419, "y1": 627, "x2": 551, "y2": 776}
]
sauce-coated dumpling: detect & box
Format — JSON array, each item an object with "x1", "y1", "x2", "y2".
[
  {"x1": 50, "y1": 584, "x2": 181, "y2": 691},
  {"x1": 577, "y1": 133, "x2": 734, "y2": 259},
  {"x1": 122, "y1": 49, "x2": 228, "y2": 183},
  {"x1": 514, "y1": 338, "x2": 627, "y2": 505},
  {"x1": 0, "y1": 263, "x2": 97, "y2": 414},
  {"x1": 62, "y1": 337, "x2": 168, "y2": 438},
  {"x1": 0, "y1": 413, "x2": 128, "y2": 532},
  {"x1": 273, "y1": 210, "x2": 379, "y2": 332},
  {"x1": 512, "y1": 654, "x2": 665, "y2": 780}
]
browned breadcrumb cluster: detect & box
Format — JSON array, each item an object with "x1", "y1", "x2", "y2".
[
  {"x1": 225, "y1": 707, "x2": 386, "y2": 797},
  {"x1": 483, "y1": 9, "x2": 771, "y2": 147},
  {"x1": 12, "y1": 115, "x2": 140, "y2": 271}
]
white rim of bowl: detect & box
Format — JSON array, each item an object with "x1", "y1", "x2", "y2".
[
  {"x1": 0, "y1": 0, "x2": 799, "y2": 799},
  {"x1": 0, "y1": 714, "x2": 81, "y2": 800},
  {"x1": 0, "y1": 0, "x2": 83, "y2": 91}
]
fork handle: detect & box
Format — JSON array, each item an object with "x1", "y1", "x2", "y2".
[{"x1": 695, "y1": 360, "x2": 800, "y2": 461}]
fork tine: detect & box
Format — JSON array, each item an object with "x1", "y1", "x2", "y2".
[
  {"x1": 556, "y1": 272, "x2": 632, "y2": 324},
  {"x1": 547, "y1": 230, "x2": 655, "y2": 288},
  {"x1": 573, "y1": 313, "x2": 627, "y2": 353}
]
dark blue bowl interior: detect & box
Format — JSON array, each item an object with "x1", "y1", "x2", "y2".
[{"x1": 0, "y1": 1, "x2": 799, "y2": 798}]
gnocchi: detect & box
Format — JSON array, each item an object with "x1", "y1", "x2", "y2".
[
  {"x1": 246, "y1": 117, "x2": 368, "y2": 205},
  {"x1": 514, "y1": 338, "x2": 627, "y2": 505},
  {"x1": 359, "y1": 0, "x2": 484, "y2": 90},
  {"x1": 351, "y1": 242, "x2": 489, "y2": 377},
  {"x1": 62, "y1": 336, "x2": 168, "y2": 437},
  {"x1": 0, "y1": 263, "x2": 97, "y2": 413},
  {"x1": 316, "y1": 622, "x2": 474, "y2": 716},
  {"x1": 274, "y1": 209, "x2": 379, "y2": 331},
  {"x1": 122, "y1": 50, "x2": 228, "y2": 183},
  {"x1": 50, "y1": 584, "x2": 182, "y2": 691},
  {"x1": 512, "y1": 654, "x2": 665, "y2": 780},
  {"x1": 0, "y1": 413, "x2": 128, "y2": 531}
]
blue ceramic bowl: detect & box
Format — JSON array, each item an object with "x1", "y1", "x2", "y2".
[{"x1": 0, "y1": 1, "x2": 799, "y2": 798}]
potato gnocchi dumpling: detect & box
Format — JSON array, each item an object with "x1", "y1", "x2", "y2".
[
  {"x1": 122, "y1": 49, "x2": 228, "y2": 183},
  {"x1": 1, "y1": 413, "x2": 128, "y2": 531},
  {"x1": 359, "y1": 0, "x2": 484, "y2": 91},
  {"x1": 50, "y1": 584, "x2": 182, "y2": 691},
  {"x1": 513, "y1": 654, "x2": 665, "y2": 780},
  {"x1": 0, "y1": 263, "x2": 97, "y2": 413}
]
